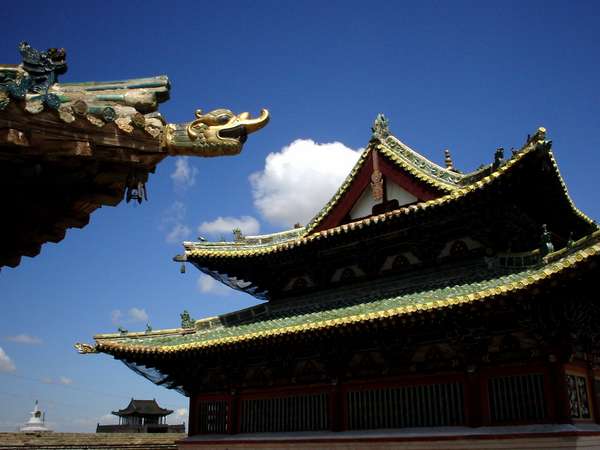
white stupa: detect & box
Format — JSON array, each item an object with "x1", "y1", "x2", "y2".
[{"x1": 20, "y1": 400, "x2": 52, "y2": 432}]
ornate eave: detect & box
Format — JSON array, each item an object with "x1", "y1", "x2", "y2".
[
  {"x1": 0, "y1": 43, "x2": 270, "y2": 268},
  {"x1": 80, "y1": 229, "x2": 600, "y2": 359}
]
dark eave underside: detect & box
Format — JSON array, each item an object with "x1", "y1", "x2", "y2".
[
  {"x1": 0, "y1": 102, "x2": 167, "y2": 268},
  {"x1": 179, "y1": 142, "x2": 596, "y2": 299},
  {"x1": 89, "y1": 229, "x2": 600, "y2": 359}
]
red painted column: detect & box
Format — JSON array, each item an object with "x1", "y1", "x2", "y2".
[
  {"x1": 187, "y1": 395, "x2": 198, "y2": 436},
  {"x1": 329, "y1": 381, "x2": 344, "y2": 431},
  {"x1": 229, "y1": 391, "x2": 238, "y2": 434},
  {"x1": 466, "y1": 367, "x2": 484, "y2": 427},
  {"x1": 548, "y1": 359, "x2": 572, "y2": 424},
  {"x1": 592, "y1": 369, "x2": 600, "y2": 425}
]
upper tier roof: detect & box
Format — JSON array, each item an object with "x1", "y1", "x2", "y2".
[{"x1": 181, "y1": 122, "x2": 594, "y2": 262}]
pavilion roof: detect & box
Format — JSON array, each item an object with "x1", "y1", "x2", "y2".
[
  {"x1": 112, "y1": 399, "x2": 172, "y2": 417},
  {"x1": 79, "y1": 229, "x2": 600, "y2": 359}
]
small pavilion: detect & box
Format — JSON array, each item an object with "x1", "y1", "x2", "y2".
[{"x1": 97, "y1": 399, "x2": 184, "y2": 433}]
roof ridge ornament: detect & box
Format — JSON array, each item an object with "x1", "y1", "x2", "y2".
[
  {"x1": 540, "y1": 224, "x2": 554, "y2": 255},
  {"x1": 370, "y1": 151, "x2": 384, "y2": 201},
  {"x1": 0, "y1": 42, "x2": 67, "y2": 111},
  {"x1": 164, "y1": 108, "x2": 270, "y2": 157},
  {"x1": 180, "y1": 310, "x2": 195, "y2": 329},
  {"x1": 444, "y1": 149, "x2": 454, "y2": 170},
  {"x1": 1, "y1": 42, "x2": 271, "y2": 159},
  {"x1": 493, "y1": 147, "x2": 505, "y2": 169},
  {"x1": 371, "y1": 113, "x2": 390, "y2": 140},
  {"x1": 74, "y1": 342, "x2": 97, "y2": 354},
  {"x1": 526, "y1": 127, "x2": 547, "y2": 146}
]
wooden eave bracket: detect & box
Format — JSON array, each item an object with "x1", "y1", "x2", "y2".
[{"x1": 0, "y1": 128, "x2": 30, "y2": 147}]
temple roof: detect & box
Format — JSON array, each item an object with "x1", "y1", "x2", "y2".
[
  {"x1": 80, "y1": 229, "x2": 600, "y2": 359},
  {"x1": 181, "y1": 125, "x2": 594, "y2": 262},
  {"x1": 111, "y1": 399, "x2": 172, "y2": 417},
  {"x1": 0, "y1": 42, "x2": 269, "y2": 268},
  {"x1": 0, "y1": 42, "x2": 170, "y2": 137}
]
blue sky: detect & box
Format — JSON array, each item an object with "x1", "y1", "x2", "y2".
[{"x1": 1, "y1": 0, "x2": 599, "y2": 432}]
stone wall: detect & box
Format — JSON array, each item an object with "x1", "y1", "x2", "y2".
[{"x1": 0, "y1": 432, "x2": 184, "y2": 449}]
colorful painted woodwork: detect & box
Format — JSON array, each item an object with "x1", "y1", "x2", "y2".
[{"x1": 0, "y1": 43, "x2": 269, "y2": 268}]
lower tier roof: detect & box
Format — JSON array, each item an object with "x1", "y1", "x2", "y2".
[{"x1": 79, "y1": 230, "x2": 600, "y2": 358}]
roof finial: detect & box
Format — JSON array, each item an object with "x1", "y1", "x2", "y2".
[
  {"x1": 540, "y1": 224, "x2": 554, "y2": 255},
  {"x1": 566, "y1": 232, "x2": 575, "y2": 248},
  {"x1": 371, "y1": 113, "x2": 390, "y2": 140},
  {"x1": 180, "y1": 310, "x2": 195, "y2": 329},
  {"x1": 233, "y1": 228, "x2": 244, "y2": 241},
  {"x1": 527, "y1": 127, "x2": 547, "y2": 145},
  {"x1": 444, "y1": 149, "x2": 454, "y2": 170},
  {"x1": 493, "y1": 147, "x2": 505, "y2": 169}
]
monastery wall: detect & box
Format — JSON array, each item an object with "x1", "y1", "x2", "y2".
[{"x1": 0, "y1": 432, "x2": 183, "y2": 449}]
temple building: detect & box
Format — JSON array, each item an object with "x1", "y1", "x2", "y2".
[
  {"x1": 97, "y1": 399, "x2": 185, "y2": 434},
  {"x1": 0, "y1": 42, "x2": 269, "y2": 268},
  {"x1": 78, "y1": 117, "x2": 600, "y2": 448}
]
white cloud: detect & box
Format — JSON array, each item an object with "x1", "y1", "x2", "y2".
[
  {"x1": 166, "y1": 223, "x2": 191, "y2": 244},
  {"x1": 176, "y1": 408, "x2": 188, "y2": 418},
  {"x1": 111, "y1": 308, "x2": 149, "y2": 325},
  {"x1": 5, "y1": 334, "x2": 42, "y2": 345},
  {"x1": 250, "y1": 139, "x2": 362, "y2": 227},
  {"x1": 198, "y1": 216, "x2": 260, "y2": 238},
  {"x1": 165, "y1": 200, "x2": 186, "y2": 222},
  {"x1": 98, "y1": 414, "x2": 118, "y2": 425},
  {"x1": 161, "y1": 201, "x2": 191, "y2": 244},
  {"x1": 0, "y1": 347, "x2": 16, "y2": 372},
  {"x1": 197, "y1": 274, "x2": 230, "y2": 296},
  {"x1": 110, "y1": 310, "x2": 122, "y2": 325},
  {"x1": 128, "y1": 307, "x2": 148, "y2": 323},
  {"x1": 59, "y1": 376, "x2": 73, "y2": 385},
  {"x1": 171, "y1": 157, "x2": 198, "y2": 191},
  {"x1": 42, "y1": 376, "x2": 74, "y2": 385}
]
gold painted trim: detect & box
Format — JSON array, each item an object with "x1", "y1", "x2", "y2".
[
  {"x1": 377, "y1": 139, "x2": 459, "y2": 192},
  {"x1": 96, "y1": 237, "x2": 600, "y2": 356},
  {"x1": 303, "y1": 146, "x2": 374, "y2": 234},
  {"x1": 186, "y1": 137, "x2": 595, "y2": 260}
]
